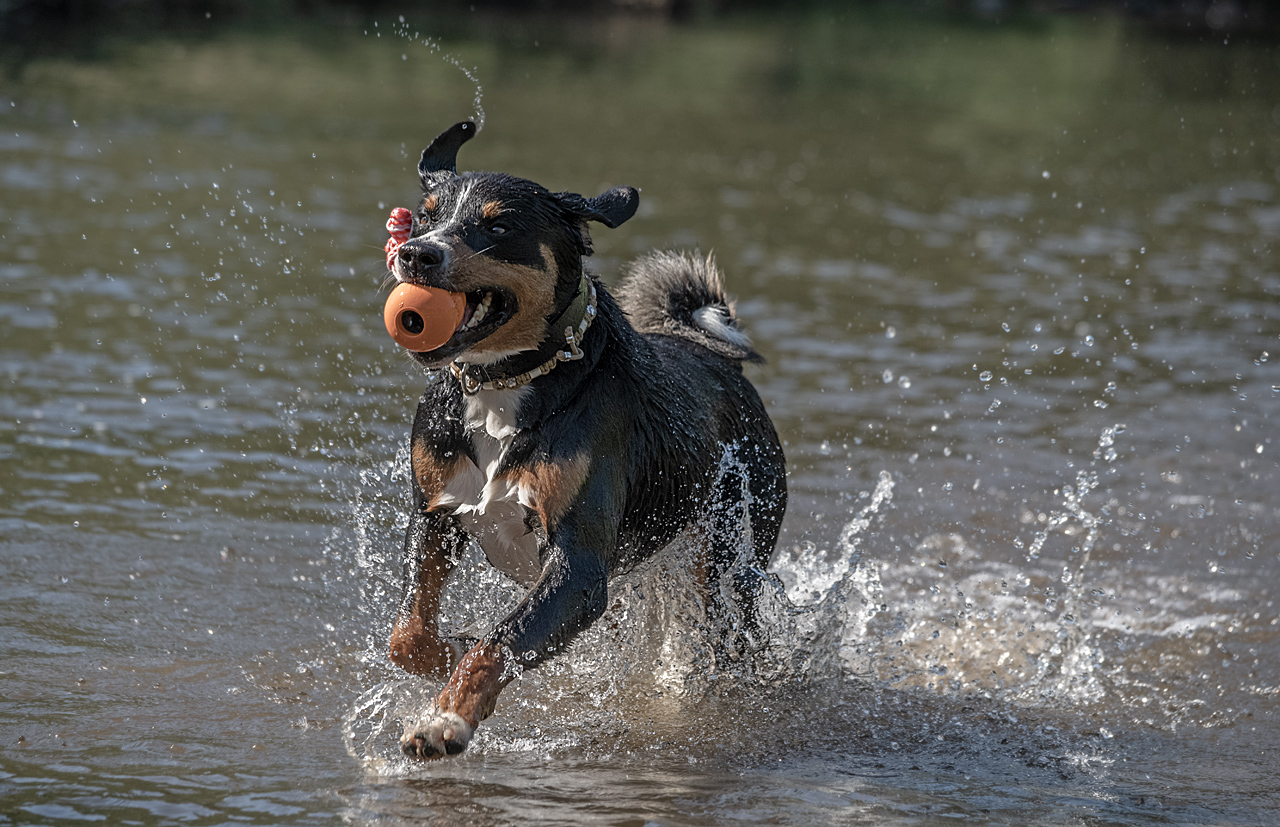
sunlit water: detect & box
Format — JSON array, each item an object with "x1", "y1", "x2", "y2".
[{"x1": 1, "y1": 9, "x2": 1277, "y2": 825}]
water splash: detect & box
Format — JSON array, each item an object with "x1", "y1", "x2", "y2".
[
  {"x1": 1018, "y1": 423, "x2": 1125, "y2": 703},
  {"x1": 766, "y1": 471, "x2": 894, "y2": 680},
  {"x1": 339, "y1": 449, "x2": 899, "y2": 769},
  {"x1": 388, "y1": 17, "x2": 485, "y2": 131}
]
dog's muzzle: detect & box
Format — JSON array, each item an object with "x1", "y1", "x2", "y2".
[{"x1": 396, "y1": 239, "x2": 449, "y2": 281}]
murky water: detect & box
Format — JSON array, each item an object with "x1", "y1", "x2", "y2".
[{"x1": 2, "y1": 9, "x2": 1278, "y2": 825}]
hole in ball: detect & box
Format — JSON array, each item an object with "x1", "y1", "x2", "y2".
[{"x1": 400, "y1": 310, "x2": 425, "y2": 335}]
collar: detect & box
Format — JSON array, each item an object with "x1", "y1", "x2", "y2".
[{"x1": 449, "y1": 275, "x2": 598, "y2": 395}]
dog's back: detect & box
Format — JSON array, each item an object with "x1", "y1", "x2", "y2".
[{"x1": 612, "y1": 251, "x2": 786, "y2": 578}]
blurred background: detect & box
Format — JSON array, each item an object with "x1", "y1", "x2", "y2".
[{"x1": 1, "y1": 2, "x2": 1277, "y2": 825}]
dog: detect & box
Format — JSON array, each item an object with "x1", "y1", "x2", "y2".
[{"x1": 382, "y1": 122, "x2": 786, "y2": 760}]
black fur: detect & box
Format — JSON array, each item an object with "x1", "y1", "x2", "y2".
[
  {"x1": 419, "y1": 121, "x2": 475, "y2": 185},
  {"x1": 387, "y1": 123, "x2": 786, "y2": 759}
]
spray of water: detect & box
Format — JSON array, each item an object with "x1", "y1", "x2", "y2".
[
  {"x1": 1016, "y1": 423, "x2": 1125, "y2": 703},
  {"x1": 339, "y1": 442, "x2": 899, "y2": 770},
  {"x1": 386, "y1": 16, "x2": 485, "y2": 131}
]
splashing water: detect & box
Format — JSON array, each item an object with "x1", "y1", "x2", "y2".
[
  {"x1": 386, "y1": 16, "x2": 485, "y2": 131},
  {"x1": 765, "y1": 470, "x2": 895, "y2": 681},
  {"x1": 1017, "y1": 423, "x2": 1125, "y2": 703},
  {"x1": 340, "y1": 452, "x2": 899, "y2": 771}
]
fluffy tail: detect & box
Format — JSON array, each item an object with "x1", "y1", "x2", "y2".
[{"x1": 615, "y1": 251, "x2": 762, "y2": 363}]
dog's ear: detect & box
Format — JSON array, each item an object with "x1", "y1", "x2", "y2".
[
  {"x1": 419, "y1": 121, "x2": 476, "y2": 188},
  {"x1": 556, "y1": 186, "x2": 640, "y2": 229}
]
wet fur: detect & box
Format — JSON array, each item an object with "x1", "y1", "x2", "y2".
[{"x1": 385, "y1": 123, "x2": 787, "y2": 760}]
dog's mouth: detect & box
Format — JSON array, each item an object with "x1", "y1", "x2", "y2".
[
  {"x1": 455, "y1": 289, "x2": 510, "y2": 338},
  {"x1": 412, "y1": 286, "x2": 516, "y2": 366}
]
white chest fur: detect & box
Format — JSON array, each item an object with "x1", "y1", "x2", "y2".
[{"x1": 435, "y1": 387, "x2": 542, "y2": 586}]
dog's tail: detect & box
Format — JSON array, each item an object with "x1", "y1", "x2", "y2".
[{"x1": 615, "y1": 251, "x2": 763, "y2": 363}]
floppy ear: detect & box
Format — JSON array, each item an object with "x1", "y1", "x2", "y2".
[
  {"x1": 419, "y1": 121, "x2": 476, "y2": 188},
  {"x1": 584, "y1": 186, "x2": 640, "y2": 228},
  {"x1": 556, "y1": 186, "x2": 640, "y2": 229}
]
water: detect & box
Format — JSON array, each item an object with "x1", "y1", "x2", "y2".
[{"x1": 2, "y1": 8, "x2": 1278, "y2": 824}]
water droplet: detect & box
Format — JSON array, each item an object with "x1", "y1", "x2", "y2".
[{"x1": 979, "y1": 370, "x2": 993, "y2": 382}]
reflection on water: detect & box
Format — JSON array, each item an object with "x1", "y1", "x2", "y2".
[{"x1": 1, "y1": 7, "x2": 1278, "y2": 825}]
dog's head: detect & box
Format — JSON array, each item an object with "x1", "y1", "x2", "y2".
[{"x1": 389, "y1": 122, "x2": 639, "y2": 369}]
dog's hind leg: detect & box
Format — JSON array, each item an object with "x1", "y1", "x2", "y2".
[
  {"x1": 389, "y1": 496, "x2": 469, "y2": 678},
  {"x1": 703, "y1": 440, "x2": 787, "y2": 656}
]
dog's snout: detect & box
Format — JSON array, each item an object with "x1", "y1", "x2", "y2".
[{"x1": 398, "y1": 240, "x2": 447, "y2": 275}]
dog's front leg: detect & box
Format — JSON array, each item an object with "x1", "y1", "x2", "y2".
[
  {"x1": 401, "y1": 507, "x2": 614, "y2": 760},
  {"x1": 389, "y1": 496, "x2": 468, "y2": 678}
]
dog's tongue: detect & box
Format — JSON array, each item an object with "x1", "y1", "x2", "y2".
[
  {"x1": 383, "y1": 283, "x2": 466, "y2": 352},
  {"x1": 456, "y1": 299, "x2": 476, "y2": 332}
]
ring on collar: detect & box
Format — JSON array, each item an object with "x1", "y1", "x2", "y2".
[{"x1": 449, "y1": 278, "x2": 598, "y2": 395}]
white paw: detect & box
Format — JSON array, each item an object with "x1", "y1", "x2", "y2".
[{"x1": 400, "y1": 710, "x2": 474, "y2": 760}]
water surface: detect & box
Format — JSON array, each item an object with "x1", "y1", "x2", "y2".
[{"x1": 1, "y1": 9, "x2": 1278, "y2": 825}]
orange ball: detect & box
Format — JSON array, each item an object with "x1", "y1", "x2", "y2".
[{"x1": 383, "y1": 283, "x2": 466, "y2": 352}]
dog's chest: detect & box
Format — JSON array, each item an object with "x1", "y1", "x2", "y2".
[{"x1": 436, "y1": 389, "x2": 542, "y2": 586}]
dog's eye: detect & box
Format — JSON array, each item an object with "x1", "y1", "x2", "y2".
[{"x1": 490, "y1": 223, "x2": 508, "y2": 236}]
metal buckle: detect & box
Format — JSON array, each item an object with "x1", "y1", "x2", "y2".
[{"x1": 450, "y1": 362, "x2": 483, "y2": 395}]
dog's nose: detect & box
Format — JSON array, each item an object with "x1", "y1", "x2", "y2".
[{"x1": 398, "y1": 240, "x2": 447, "y2": 274}]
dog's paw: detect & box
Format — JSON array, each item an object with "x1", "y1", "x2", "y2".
[{"x1": 400, "y1": 710, "x2": 473, "y2": 761}]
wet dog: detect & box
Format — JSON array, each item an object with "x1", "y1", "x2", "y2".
[{"x1": 383, "y1": 122, "x2": 786, "y2": 760}]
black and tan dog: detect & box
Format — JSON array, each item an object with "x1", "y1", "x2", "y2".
[{"x1": 383, "y1": 122, "x2": 786, "y2": 760}]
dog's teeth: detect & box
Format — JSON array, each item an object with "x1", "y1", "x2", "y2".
[{"x1": 460, "y1": 293, "x2": 492, "y2": 331}]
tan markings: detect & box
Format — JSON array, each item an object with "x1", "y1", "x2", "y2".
[
  {"x1": 504, "y1": 453, "x2": 591, "y2": 532},
  {"x1": 421, "y1": 193, "x2": 438, "y2": 212},
  {"x1": 435, "y1": 642, "x2": 511, "y2": 728},
  {"x1": 412, "y1": 442, "x2": 463, "y2": 509},
  {"x1": 445, "y1": 241, "x2": 559, "y2": 356},
  {"x1": 481, "y1": 200, "x2": 504, "y2": 219},
  {"x1": 389, "y1": 534, "x2": 457, "y2": 678}
]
